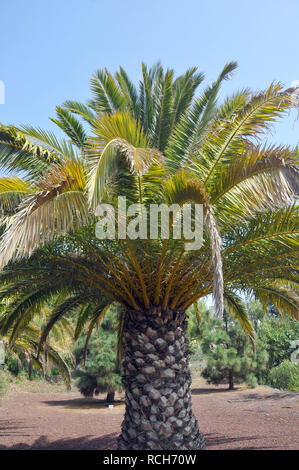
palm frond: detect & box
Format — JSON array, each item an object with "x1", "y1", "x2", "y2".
[
  {"x1": 51, "y1": 107, "x2": 87, "y2": 148},
  {"x1": 150, "y1": 69, "x2": 174, "y2": 151},
  {"x1": 224, "y1": 289, "x2": 254, "y2": 342},
  {"x1": 115, "y1": 66, "x2": 139, "y2": 116},
  {"x1": 0, "y1": 161, "x2": 89, "y2": 270},
  {"x1": 166, "y1": 62, "x2": 237, "y2": 173},
  {"x1": 0, "y1": 125, "x2": 58, "y2": 179},
  {"x1": 37, "y1": 293, "x2": 95, "y2": 357},
  {"x1": 0, "y1": 177, "x2": 32, "y2": 216},
  {"x1": 211, "y1": 143, "x2": 298, "y2": 208},
  {"x1": 202, "y1": 83, "x2": 293, "y2": 186},
  {"x1": 171, "y1": 67, "x2": 205, "y2": 130},
  {"x1": 254, "y1": 285, "x2": 299, "y2": 320},
  {"x1": 18, "y1": 125, "x2": 76, "y2": 159},
  {"x1": 46, "y1": 346, "x2": 71, "y2": 389},
  {"x1": 87, "y1": 112, "x2": 161, "y2": 207},
  {"x1": 89, "y1": 68, "x2": 125, "y2": 113},
  {"x1": 62, "y1": 100, "x2": 96, "y2": 123}
]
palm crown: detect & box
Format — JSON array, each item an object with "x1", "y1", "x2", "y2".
[{"x1": 0, "y1": 62, "x2": 298, "y2": 347}]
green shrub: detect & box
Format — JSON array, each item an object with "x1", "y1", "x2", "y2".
[
  {"x1": 0, "y1": 369, "x2": 11, "y2": 399},
  {"x1": 246, "y1": 373, "x2": 258, "y2": 388},
  {"x1": 269, "y1": 360, "x2": 299, "y2": 392},
  {"x1": 256, "y1": 317, "x2": 299, "y2": 383},
  {"x1": 14, "y1": 369, "x2": 27, "y2": 384}
]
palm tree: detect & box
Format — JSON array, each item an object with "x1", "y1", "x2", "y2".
[
  {"x1": 0, "y1": 63, "x2": 298, "y2": 449},
  {"x1": 0, "y1": 303, "x2": 72, "y2": 386}
]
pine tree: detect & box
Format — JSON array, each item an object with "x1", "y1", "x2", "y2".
[
  {"x1": 72, "y1": 313, "x2": 123, "y2": 403},
  {"x1": 200, "y1": 311, "x2": 268, "y2": 389}
]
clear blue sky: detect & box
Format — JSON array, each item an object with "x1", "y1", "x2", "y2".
[{"x1": 1, "y1": 0, "x2": 298, "y2": 148}]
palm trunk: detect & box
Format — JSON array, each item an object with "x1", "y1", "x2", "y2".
[
  {"x1": 43, "y1": 346, "x2": 50, "y2": 382},
  {"x1": 117, "y1": 308, "x2": 205, "y2": 450},
  {"x1": 28, "y1": 356, "x2": 33, "y2": 381}
]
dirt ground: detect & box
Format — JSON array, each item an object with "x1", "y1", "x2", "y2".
[{"x1": 0, "y1": 379, "x2": 298, "y2": 450}]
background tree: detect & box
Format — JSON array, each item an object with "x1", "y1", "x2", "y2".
[
  {"x1": 72, "y1": 311, "x2": 123, "y2": 402},
  {"x1": 0, "y1": 302, "x2": 72, "y2": 387},
  {"x1": 200, "y1": 310, "x2": 268, "y2": 389},
  {"x1": 256, "y1": 316, "x2": 299, "y2": 384}
]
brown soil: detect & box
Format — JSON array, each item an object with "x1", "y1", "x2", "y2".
[{"x1": 0, "y1": 380, "x2": 298, "y2": 450}]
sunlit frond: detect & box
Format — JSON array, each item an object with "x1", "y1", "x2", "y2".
[
  {"x1": 0, "y1": 176, "x2": 32, "y2": 216},
  {"x1": 171, "y1": 67, "x2": 205, "y2": 130},
  {"x1": 202, "y1": 83, "x2": 294, "y2": 185},
  {"x1": 89, "y1": 68, "x2": 125, "y2": 114},
  {"x1": 51, "y1": 107, "x2": 87, "y2": 148},
  {"x1": 0, "y1": 125, "x2": 58, "y2": 179},
  {"x1": 166, "y1": 62, "x2": 237, "y2": 173},
  {"x1": 0, "y1": 161, "x2": 89, "y2": 270},
  {"x1": 18, "y1": 125, "x2": 76, "y2": 159},
  {"x1": 115, "y1": 66, "x2": 139, "y2": 117},
  {"x1": 87, "y1": 112, "x2": 162, "y2": 207},
  {"x1": 62, "y1": 100, "x2": 96, "y2": 123}
]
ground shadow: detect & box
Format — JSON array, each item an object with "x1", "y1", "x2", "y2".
[
  {"x1": 0, "y1": 432, "x2": 119, "y2": 450},
  {"x1": 204, "y1": 433, "x2": 281, "y2": 450},
  {"x1": 192, "y1": 387, "x2": 239, "y2": 395},
  {"x1": 0, "y1": 431, "x2": 281, "y2": 450},
  {"x1": 0, "y1": 419, "x2": 33, "y2": 438},
  {"x1": 41, "y1": 398, "x2": 125, "y2": 410},
  {"x1": 228, "y1": 391, "x2": 299, "y2": 402}
]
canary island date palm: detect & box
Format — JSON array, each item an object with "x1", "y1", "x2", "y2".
[
  {"x1": 0, "y1": 63, "x2": 298, "y2": 449},
  {"x1": 0, "y1": 302, "x2": 72, "y2": 386}
]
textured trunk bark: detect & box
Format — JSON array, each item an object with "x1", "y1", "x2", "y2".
[{"x1": 117, "y1": 308, "x2": 205, "y2": 450}]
